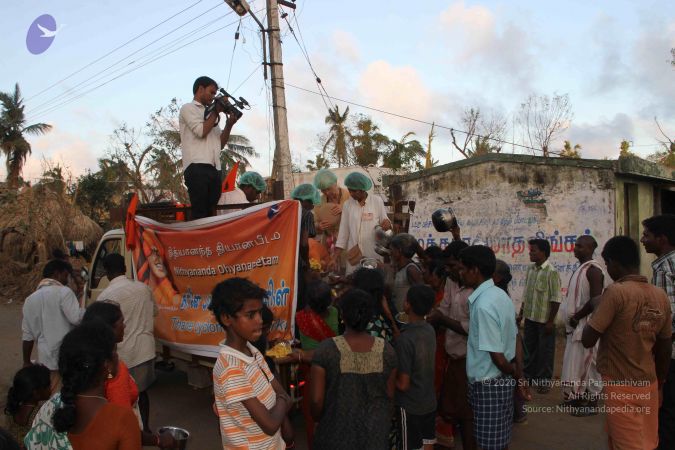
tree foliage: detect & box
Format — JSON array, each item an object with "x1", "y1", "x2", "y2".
[
  {"x1": 619, "y1": 139, "x2": 634, "y2": 157},
  {"x1": 351, "y1": 115, "x2": 389, "y2": 166},
  {"x1": 559, "y1": 140, "x2": 582, "y2": 159},
  {"x1": 305, "y1": 153, "x2": 330, "y2": 171},
  {"x1": 451, "y1": 107, "x2": 507, "y2": 158},
  {"x1": 647, "y1": 117, "x2": 675, "y2": 168},
  {"x1": 382, "y1": 132, "x2": 425, "y2": 171},
  {"x1": 323, "y1": 105, "x2": 352, "y2": 167},
  {"x1": 0, "y1": 83, "x2": 52, "y2": 187},
  {"x1": 517, "y1": 93, "x2": 573, "y2": 157}
]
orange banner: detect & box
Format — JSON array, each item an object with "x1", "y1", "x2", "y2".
[{"x1": 131, "y1": 200, "x2": 300, "y2": 358}]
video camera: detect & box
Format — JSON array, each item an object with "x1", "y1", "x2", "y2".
[{"x1": 204, "y1": 88, "x2": 250, "y2": 121}]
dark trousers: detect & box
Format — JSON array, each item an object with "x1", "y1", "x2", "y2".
[
  {"x1": 184, "y1": 163, "x2": 221, "y2": 219},
  {"x1": 658, "y1": 359, "x2": 675, "y2": 450},
  {"x1": 523, "y1": 319, "x2": 555, "y2": 386}
]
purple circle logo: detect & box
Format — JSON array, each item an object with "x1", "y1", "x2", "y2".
[{"x1": 26, "y1": 14, "x2": 58, "y2": 55}]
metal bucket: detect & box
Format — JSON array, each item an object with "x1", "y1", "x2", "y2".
[{"x1": 159, "y1": 426, "x2": 190, "y2": 450}]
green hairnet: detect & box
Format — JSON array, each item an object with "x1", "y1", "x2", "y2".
[
  {"x1": 344, "y1": 172, "x2": 372, "y2": 191},
  {"x1": 313, "y1": 169, "x2": 338, "y2": 190},
  {"x1": 291, "y1": 183, "x2": 321, "y2": 205},
  {"x1": 238, "y1": 171, "x2": 266, "y2": 192}
]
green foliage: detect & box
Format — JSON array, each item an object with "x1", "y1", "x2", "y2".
[
  {"x1": 382, "y1": 132, "x2": 425, "y2": 171},
  {"x1": 74, "y1": 170, "x2": 116, "y2": 225},
  {"x1": 559, "y1": 140, "x2": 582, "y2": 159},
  {"x1": 0, "y1": 83, "x2": 52, "y2": 187},
  {"x1": 323, "y1": 105, "x2": 353, "y2": 167},
  {"x1": 619, "y1": 139, "x2": 634, "y2": 157},
  {"x1": 305, "y1": 153, "x2": 330, "y2": 171},
  {"x1": 351, "y1": 115, "x2": 389, "y2": 166}
]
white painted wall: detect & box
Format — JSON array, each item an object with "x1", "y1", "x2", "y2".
[{"x1": 401, "y1": 161, "x2": 616, "y2": 309}]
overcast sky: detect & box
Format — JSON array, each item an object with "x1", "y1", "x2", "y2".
[{"x1": 1, "y1": 0, "x2": 674, "y2": 183}]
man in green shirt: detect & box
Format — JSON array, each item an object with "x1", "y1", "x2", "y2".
[{"x1": 518, "y1": 238, "x2": 562, "y2": 394}]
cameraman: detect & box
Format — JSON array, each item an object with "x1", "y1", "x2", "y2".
[{"x1": 179, "y1": 76, "x2": 239, "y2": 219}]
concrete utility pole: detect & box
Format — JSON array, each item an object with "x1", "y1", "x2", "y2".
[{"x1": 266, "y1": 0, "x2": 293, "y2": 199}]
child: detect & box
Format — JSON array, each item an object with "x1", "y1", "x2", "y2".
[
  {"x1": 459, "y1": 246, "x2": 524, "y2": 450},
  {"x1": 4, "y1": 364, "x2": 51, "y2": 446},
  {"x1": 310, "y1": 288, "x2": 397, "y2": 450},
  {"x1": 208, "y1": 278, "x2": 293, "y2": 450},
  {"x1": 395, "y1": 284, "x2": 437, "y2": 450}
]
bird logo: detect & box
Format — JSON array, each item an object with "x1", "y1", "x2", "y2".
[
  {"x1": 26, "y1": 14, "x2": 60, "y2": 54},
  {"x1": 37, "y1": 22, "x2": 65, "y2": 38}
]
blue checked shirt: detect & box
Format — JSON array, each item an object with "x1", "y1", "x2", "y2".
[{"x1": 652, "y1": 249, "x2": 675, "y2": 359}]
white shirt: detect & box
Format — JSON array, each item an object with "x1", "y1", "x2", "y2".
[
  {"x1": 22, "y1": 281, "x2": 83, "y2": 370},
  {"x1": 179, "y1": 100, "x2": 222, "y2": 171},
  {"x1": 217, "y1": 187, "x2": 248, "y2": 214},
  {"x1": 98, "y1": 275, "x2": 157, "y2": 368},
  {"x1": 335, "y1": 194, "x2": 389, "y2": 272}
]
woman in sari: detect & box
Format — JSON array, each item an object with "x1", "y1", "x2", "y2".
[{"x1": 293, "y1": 281, "x2": 339, "y2": 447}]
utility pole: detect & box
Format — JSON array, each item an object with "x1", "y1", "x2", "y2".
[
  {"x1": 223, "y1": 0, "x2": 295, "y2": 198},
  {"x1": 266, "y1": 0, "x2": 293, "y2": 199}
]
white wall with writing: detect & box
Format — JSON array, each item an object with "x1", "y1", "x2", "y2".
[{"x1": 400, "y1": 161, "x2": 616, "y2": 308}]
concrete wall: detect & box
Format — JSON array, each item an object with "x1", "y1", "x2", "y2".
[
  {"x1": 613, "y1": 177, "x2": 657, "y2": 277},
  {"x1": 396, "y1": 158, "x2": 616, "y2": 306}
]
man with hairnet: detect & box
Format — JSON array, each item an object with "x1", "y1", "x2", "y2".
[
  {"x1": 331, "y1": 171, "x2": 391, "y2": 274},
  {"x1": 292, "y1": 184, "x2": 320, "y2": 270},
  {"x1": 313, "y1": 169, "x2": 350, "y2": 269},
  {"x1": 217, "y1": 171, "x2": 266, "y2": 214}
]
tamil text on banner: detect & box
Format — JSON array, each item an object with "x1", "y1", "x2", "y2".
[{"x1": 131, "y1": 200, "x2": 300, "y2": 358}]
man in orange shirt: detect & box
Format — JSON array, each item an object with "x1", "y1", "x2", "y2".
[{"x1": 582, "y1": 236, "x2": 672, "y2": 450}]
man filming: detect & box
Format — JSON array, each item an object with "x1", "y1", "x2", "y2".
[{"x1": 179, "y1": 76, "x2": 239, "y2": 219}]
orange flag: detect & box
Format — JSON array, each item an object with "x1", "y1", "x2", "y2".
[
  {"x1": 125, "y1": 193, "x2": 139, "y2": 249},
  {"x1": 221, "y1": 162, "x2": 240, "y2": 193}
]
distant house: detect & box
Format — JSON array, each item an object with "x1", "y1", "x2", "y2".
[{"x1": 384, "y1": 154, "x2": 675, "y2": 302}]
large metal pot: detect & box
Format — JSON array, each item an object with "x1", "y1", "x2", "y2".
[
  {"x1": 373, "y1": 225, "x2": 394, "y2": 256},
  {"x1": 431, "y1": 208, "x2": 458, "y2": 232},
  {"x1": 159, "y1": 426, "x2": 190, "y2": 450}
]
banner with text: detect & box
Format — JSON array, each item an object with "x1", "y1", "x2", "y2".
[{"x1": 131, "y1": 200, "x2": 300, "y2": 358}]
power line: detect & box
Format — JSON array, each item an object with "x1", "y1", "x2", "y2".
[
  {"x1": 28, "y1": 2, "x2": 229, "y2": 118},
  {"x1": 283, "y1": 82, "x2": 565, "y2": 156},
  {"x1": 226, "y1": 19, "x2": 243, "y2": 89},
  {"x1": 25, "y1": 0, "x2": 209, "y2": 103},
  {"x1": 29, "y1": 12, "x2": 263, "y2": 122},
  {"x1": 280, "y1": 7, "x2": 333, "y2": 111}
]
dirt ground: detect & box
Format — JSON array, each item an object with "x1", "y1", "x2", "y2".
[{"x1": 0, "y1": 300, "x2": 607, "y2": 449}]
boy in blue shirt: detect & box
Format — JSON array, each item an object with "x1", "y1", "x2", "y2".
[
  {"x1": 459, "y1": 245, "x2": 527, "y2": 450},
  {"x1": 395, "y1": 284, "x2": 437, "y2": 450}
]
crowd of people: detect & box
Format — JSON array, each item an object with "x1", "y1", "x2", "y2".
[{"x1": 2, "y1": 149, "x2": 674, "y2": 450}]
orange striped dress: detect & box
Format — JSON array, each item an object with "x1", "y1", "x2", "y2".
[{"x1": 213, "y1": 341, "x2": 285, "y2": 450}]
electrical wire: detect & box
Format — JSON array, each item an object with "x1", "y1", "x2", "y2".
[
  {"x1": 226, "y1": 19, "x2": 243, "y2": 89},
  {"x1": 279, "y1": 7, "x2": 333, "y2": 111},
  {"x1": 29, "y1": 11, "x2": 264, "y2": 122},
  {"x1": 28, "y1": 2, "x2": 229, "y2": 118},
  {"x1": 283, "y1": 82, "x2": 567, "y2": 157},
  {"x1": 25, "y1": 0, "x2": 209, "y2": 103}
]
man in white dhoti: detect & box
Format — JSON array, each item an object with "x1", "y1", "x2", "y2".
[{"x1": 561, "y1": 235, "x2": 608, "y2": 415}]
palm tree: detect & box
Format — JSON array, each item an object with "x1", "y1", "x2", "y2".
[
  {"x1": 220, "y1": 135, "x2": 258, "y2": 173},
  {"x1": 0, "y1": 83, "x2": 52, "y2": 188},
  {"x1": 352, "y1": 115, "x2": 389, "y2": 166},
  {"x1": 382, "y1": 132, "x2": 425, "y2": 171},
  {"x1": 306, "y1": 153, "x2": 330, "y2": 171},
  {"x1": 323, "y1": 105, "x2": 352, "y2": 167}
]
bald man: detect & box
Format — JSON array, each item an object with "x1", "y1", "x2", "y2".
[{"x1": 560, "y1": 235, "x2": 609, "y2": 415}]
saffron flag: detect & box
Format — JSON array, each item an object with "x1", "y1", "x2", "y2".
[
  {"x1": 221, "y1": 161, "x2": 240, "y2": 193},
  {"x1": 131, "y1": 200, "x2": 300, "y2": 358},
  {"x1": 124, "y1": 193, "x2": 139, "y2": 250}
]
